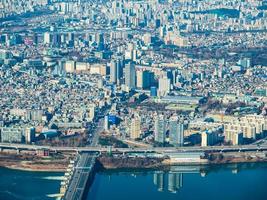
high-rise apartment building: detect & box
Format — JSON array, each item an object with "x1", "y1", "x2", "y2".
[
  {"x1": 169, "y1": 116, "x2": 184, "y2": 147},
  {"x1": 201, "y1": 131, "x2": 219, "y2": 147},
  {"x1": 44, "y1": 32, "x2": 52, "y2": 44},
  {"x1": 130, "y1": 115, "x2": 141, "y2": 139},
  {"x1": 136, "y1": 70, "x2": 154, "y2": 89},
  {"x1": 158, "y1": 76, "x2": 171, "y2": 96},
  {"x1": 125, "y1": 62, "x2": 136, "y2": 90},
  {"x1": 155, "y1": 114, "x2": 166, "y2": 143},
  {"x1": 110, "y1": 60, "x2": 117, "y2": 84}
]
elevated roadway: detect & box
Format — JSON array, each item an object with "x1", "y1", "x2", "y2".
[
  {"x1": 63, "y1": 153, "x2": 96, "y2": 200},
  {"x1": 62, "y1": 118, "x2": 104, "y2": 200},
  {"x1": 1, "y1": 143, "x2": 267, "y2": 154}
]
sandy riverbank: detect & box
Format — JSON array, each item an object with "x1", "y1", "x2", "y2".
[{"x1": 0, "y1": 152, "x2": 69, "y2": 172}]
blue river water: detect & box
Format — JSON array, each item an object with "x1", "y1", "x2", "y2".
[
  {"x1": 0, "y1": 167, "x2": 63, "y2": 200},
  {"x1": 87, "y1": 163, "x2": 267, "y2": 200},
  {"x1": 1, "y1": 163, "x2": 267, "y2": 200}
]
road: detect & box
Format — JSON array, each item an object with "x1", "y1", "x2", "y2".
[
  {"x1": 63, "y1": 118, "x2": 104, "y2": 200},
  {"x1": 90, "y1": 118, "x2": 104, "y2": 146},
  {"x1": 1, "y1": 143, "x2": 267, "y2": 154}
]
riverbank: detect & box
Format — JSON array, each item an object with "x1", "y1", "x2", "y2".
[
  {"x1": 97, "y1": 151, "x2": 267, "y2": 170},
  {"x1": 1, "y1": 151, "x2": 267, "y2": 172},
  {"x1": 0, "y1": 152, "x2": 69, "y2": 172},
  {"x1": 207, "y1": 152, "x2": 267, "y2": 165}
]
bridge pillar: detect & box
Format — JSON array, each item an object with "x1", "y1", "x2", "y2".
[{"x1": 0, "y1": 147, "x2": 3, "y2": 152}]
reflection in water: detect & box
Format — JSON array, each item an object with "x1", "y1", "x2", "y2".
[
  {"x1": 169, "y1": 173, "x2": 183, "y2": 193},
  {"x1": 153, "y1": 172, "x2": 183, "y2": 193},
  {"x1": 152, "y1": 164, "x2": 242, "y2": 194},
  {"x1": 88, "y1": 163, "x2": 267, "y2": 200},
  {"x1": 153, "y1": 172, "x2": 164, "y2": 192}
]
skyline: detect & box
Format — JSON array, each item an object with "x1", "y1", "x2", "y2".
[{"x1": 0, "y1": 0, "x2": 267, "y2": 200}]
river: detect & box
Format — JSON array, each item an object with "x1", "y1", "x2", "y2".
[
  {"x1": 1, "y1": 163, "x2": 267, "y2": 200},
  {"x1": 87, "y1": 163, "x2": 267, "y2": 200},
  {"x1": 0, "y1": 167, "x2": 63, "y2": 200}
]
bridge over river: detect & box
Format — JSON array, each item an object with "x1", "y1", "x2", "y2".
[{"x1": 63, "y1": 153, "x2": 97, "y2": 200}]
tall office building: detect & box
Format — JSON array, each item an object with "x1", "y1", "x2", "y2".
[
  {"x1": 165, "y1": 70, "x2": 175, "y2": 85},
  {"x1": 25, "y1": 127, "x2": 35, "y2": 143},
  {"x1": 116, "y1": 58, "x2": 124, "y2": 83},
  {"x1": 104, "y1": 115, "x2": 110, "y2": 131},
  {"x1": 232, "y1": 132, "x2": 243, "y2": 145},
  {"x1": 65, "y1": 61, "x2": 76, "y2": 72},
  {"x1": 130, "y1": 115, "x2": 141, "y2": 139},
  {"x1": 125, "y1": 62, "x2": 136, "y2": 90},
  {"x1": 110, "y1": 60, "x2": 117, "y2": 84},
  {"x1": 33, "y1": 33, "x2": 38, "y2": 45},
  {"x1": 44, "y1": 32, "x2": 52, "y2": 44},
  {"x1": 169, "y1": 116, "x2": 184, "y2": 147},
  {"x1": 88, "y1": 104, "x2": 95, "y2": 122},
  {"x1": 201, "y1": 131, "x2": 209, "y2": 147},
  {"x1": 158, "y1": 76, "x2": 171, "y2": 96},
  {"x1": 201, "y1": 131, "x2": 219, "y2": 147},
  {"x1": 110, "y1": 58, "x2": 124, "y2": 84},
  {"x1": 155, "y1": 114, "x2": 166, "y2": 143},
  {"x1": 54, "y1": 60, "x2": 66, "y2": 76},
  {"x1": 132, "y1": 49, "x2": 138, "y2": 61},
  {"x1": 95, "y1": 32, "x2": 104, "y2": 50},
  {"x1": 136, "y1": 70, "x2": 154, "y2": 89},
  {"x1": 52, "y1": 33, "x2": 61, "y2": 47},
  {"x1": 136, "y1": 70, "x2": 144, "y2": 89},
  {"x1": 67, "y1": 32, "x2": 75, "y2": 47}
]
